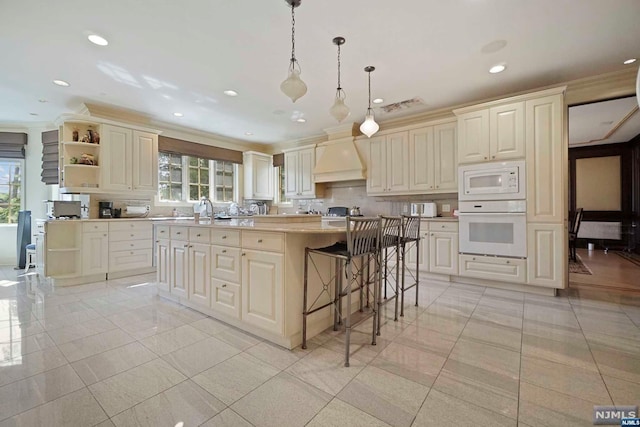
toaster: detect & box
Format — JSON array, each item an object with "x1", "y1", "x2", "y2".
[
  {"x1": 48, "y1": 201, "x2": 82, "y2": 218},
  {"x1": 410, "y1": 202, "x2": 437, "y2": 217}
]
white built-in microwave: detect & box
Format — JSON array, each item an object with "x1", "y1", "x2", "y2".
[{"x1": 458, "y1": 160, "x2": 526, "y2": 201}]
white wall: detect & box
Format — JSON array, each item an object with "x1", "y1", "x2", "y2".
[{"x1": 0, "y1": 125, "x2": 54, "y2": 265}]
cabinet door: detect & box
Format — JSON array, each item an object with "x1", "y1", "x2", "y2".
[
  {"x1": 101, "y1": 125, "x2": 133, "y2": 191},
  {"x1": 526, "y1": 94, "x2": 565, "y2": 223},
  {"x1": 156, "y1": 239, "x2": 170, "y2": 292},
  {"x1": 251, "y1": 154, "x2": 274, "y2": 199},
  {"x1": 527, "y1": 223, "x2": 565, "y2": 288},
  {"x1": 211, "y1": 278, "x2": 241, "y2": 319},
  {"x1": 132, "y1": 130, "x2": 158, "y2": 192},
  {"x1": 434, "y1": 122, "x2": 458, "y2": 191},
  {"x1": 489, "y1": 102, "x2": 525, "y2": 161},
  {"x1": 298, "y1": 148, "x2": 316, "y2": 197},
  {"x1": 170, "y1": 241, "x2": 188, "y2": 298},
  {"x1": 409, "y1": 127, "x2": 435, "y2": 191},
  {"x1": 406, "y1": 230, "x2": 429, "y2": 272},
  {"x1": 283, "y1": 151, "x2": 299, "y2": 198},
  {"x1": 367, "y1": 135, "x2": 387, "y2": 194},
  {"x1": 188, "y1": 243, "x2": 210, "y2": 307},
  {"x1": 457, "y1": 110, "x2": 490, "y2": 164},
  {"x1": 429, "y1": 232, "x2": 458, "y2": 275},
  {"x1": 386, "y1": 132, "x2": 410, "y2": 193},
  {"x1": 241, "y1": 250, "x2": 283, "y2": 334},
  {"x1": 82, "y1": 232, "x2": 109, "y2": 275}
]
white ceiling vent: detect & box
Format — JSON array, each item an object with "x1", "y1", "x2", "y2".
[{"x1": 380, "y1": 97, "x2": 425, "y2": 114}]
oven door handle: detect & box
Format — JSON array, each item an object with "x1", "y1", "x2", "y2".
[{"x1": 458, "y1": 212, "x2": 526, "y2": 216}]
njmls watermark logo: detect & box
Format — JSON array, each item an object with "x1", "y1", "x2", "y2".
[{"x1": 593, "y1": 406, "x2": 638, "y2": 425}]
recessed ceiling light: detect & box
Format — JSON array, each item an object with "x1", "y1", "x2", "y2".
[
  {"x1": 38, "y1": 99, "x2": 47, "y2": 103},
  {"x1": 296, "y1": 118, "x2": 306, "y2": 123},
  {"x1": 245, "y1": 132, "x2": 253, "y2": 136},
  {"x1": 489, "y1": 64, "x2": 506, "y2": 74},
  {"x1": 173, "y1": 112, "x2": 183, "y2": 117},
  {"x1": 223, "y1": 90, "x2": 238, "y2": 97},
  {"x1": 88, "y1": 34, "x2": 109, "y2": 46},
  {"x1": 623, "y1": 58, "x2": 637, "y2": 65},
  {"x1": 53, "y1": 79, "x2": 70, "y2": 87},
  {"x1": 373, "y1": 98, "x2": 384, "y2": 104}
]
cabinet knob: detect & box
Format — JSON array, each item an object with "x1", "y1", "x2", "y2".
[
  {"x1": 257, "y1": 239, "x2": 263, "y2": 243},
  {"x1": 506, "y1": 260, "x2": 510, "y2": 264},
  {"x1": 130, "y1": 234, "x2": 134, "y2": 237},
  {"x1": 176, "y1": 232, "x2": 181, "y2": 235},
  {"x1": 130, "y1": 244, "x2": 134, "y2": 247},
  {"x1": 130, "y1": 251, "x2": 134, "y2": 255},
  {"x1": 242, "y1": 253, "x2": 246, "y2": 256},
  {"x1": 484, "y1": 157, "x2": 488, "y2": 160},
  {"x1": 222, "y1": 249, "x2": 227, "y2": 253},
  {"x1": 104, "y1": 234, "x2": 107, "y2": 237},
  {"x1": 472, "y1": 257, "x2": 476, "y2": 261},
  {"x1": 160, "y1": 230, "x2": 165, "y2": 233},
  {"x1": 492, "y1": 155, "x2": 496, "y2": 159},
  {"x1": 222, "y1": 235, "x2": 227, "y2": 239},
  {"x1": 197, "y1": 233, "x2": 201, "y2": 237},
  {"x1": 184, "y1": 244, "x2": 188, "y2": 248},
  {"x1": 222, "y1": 283, "x2": 227, "y2": 288}
]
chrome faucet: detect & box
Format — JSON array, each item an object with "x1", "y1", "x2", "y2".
[{"x1": 200, "y1": 197, "x2": 214, "y2": 218}]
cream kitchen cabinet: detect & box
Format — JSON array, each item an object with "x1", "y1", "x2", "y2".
[
  {"x1": 429, "y1": 222, "x2": 459, "y2": 275},
  {"x1": 169, "y1": 239, "x2": 189, "y2": 299},
  {"x1": 187, "y1": 242, "x2": 211, "y2": 308},
  {"x1": 456, "y1": 101, "x2": 525, "y2": 164},
  {"x1": 81, "y1": 222, "x2": 109, "y2": 276},
  {"x1": 243, "y1": 151, "x2": 273, "y2": 200},
  {"x1": 283, "y1": 146, "x2": 320, "y2": 198},
  {"x1": 409, "y1": 122, "x2": 457, "y2": 192},
  {"x1": 156, "y1": 237, "x2": 170, "y2": 293},
  {"x1": 58, "y1": 120, "x2": 102, "y2": 193},
  {"x1": 459, "y1": 254, "x2": 526, "y2": 284},
  {"x1": 101, "y1": 125, "x2": 158, "y2": 193},
  {"x1": 527, "y1": 223, "x2": 565, "y2": 288},
  {"x1": 108, "y1": 221, "x2": 154, "y2": 274},
  {"x1": 210, "y1": 229, "x2": 242, "y2": 318},
  {"x1": 167, "y1": 225, "x2": 211, "y2": 307},
  {"x1": 44, "y1": 221, "x2": 82, "y2": 280},
  {"x1": 406, "y1": 228, "x2": 429, "y2": 272},
  {"x1": 367, "y1": 132, "x2": 410, "y2": 195},
  {"x1": 242, "y1": 249, "x2": 283, "y2": 335}
]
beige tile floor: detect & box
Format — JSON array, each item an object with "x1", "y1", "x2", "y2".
[{"x1": 1, "y1": 264, "x2": 640, "y2": 426}]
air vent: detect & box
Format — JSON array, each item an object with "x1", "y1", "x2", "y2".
[{"x1": 380, "y1": 97, "x2": 425, "y2": 114}]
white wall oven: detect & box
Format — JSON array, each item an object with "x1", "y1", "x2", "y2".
[
  {"x1": 458, "y1": 201, "x2": 527, "y2": 258},
  {"x1": 459, "y1": 160, "x2": 526, "y2": 201}
]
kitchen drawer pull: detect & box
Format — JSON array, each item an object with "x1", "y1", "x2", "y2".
[
  {"x1": 506, "y1": 260, "x2": 510, "y2": 264},
  {"x1": 176, "y1": 231, "x2": 181, "y2": 235},
  {"x1": 130, "y1": 244, "x2": 134, "y2": 247},
  {"x1": 197, "y1": 233, "x2": 201, "y2": 237},
  {"x1": 257, "y1": 239, "x2": 263, "y2": 243},
  {"x1": 222, "y1": 235, "x2": 227, "y2": 239},
  {"x1": 222, "y1": 249, "x2": 227, "y2": 253},
  {"x1": 160, "y1": 230, "x2": 165, "y2": 233},
  {"x1": 242, "y1": 253, "x2": 246, "y2": 256},
  {"x1": 184, "y1": 244, "x2": 188, "y2": 248},
  {"x1": 222, "y1": 283, "x2": 227, "y2": 288}
]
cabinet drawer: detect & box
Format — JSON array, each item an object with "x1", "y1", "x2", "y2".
[
  {"x1": 211, "y1": 245, "x2": 241, "y2": 283},
  {"x1": 110, "y1": 239, "x2": 153, "y2": 252},
  {"x1": 241, "y1": 231, "x2": 284, "y2": 253},
  {"x1": 189, "y1": 227, "x2": 210, "y2": 244},
  {"x1": 109, "y1": 221, "x2": 153, "y2": 232},
  {"x1": 110, "y1": 229, "x2": 153, "y2": 242},
  {"x1": 459, "y1": 254, "x2": 526, "y2": 284},
  {"x1": 108, "y1": 248, "x2": 153, "y2": 272},
  {"x1": 83, "y1": 222, "x2": 108, "y2": 233},
  {"x1": 211, "y1": 278, "x2": 241, "y2": 319},
  {"x1": 427, "y1": 221, "x2": 458, "y2": 232},
  {"x1": 155, "y1": 225, "x2": 170, "y2": 238},
  {"x1": 170, "y1": 226, "x2": 189, "y2": 241},
  {"x1": 211, "y1": 229, "x2": 240, "y2": 246}
]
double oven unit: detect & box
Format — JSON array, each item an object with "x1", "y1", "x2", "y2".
[{"x1": 458, "y1": 160, "x2": 527, "y2": 258}]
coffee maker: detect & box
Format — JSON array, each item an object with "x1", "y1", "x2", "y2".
[{"x1": 99, "y1": 201, "x2": 113, "y2": 218}]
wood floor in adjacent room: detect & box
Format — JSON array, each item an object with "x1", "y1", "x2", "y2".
[{"x1": 569, "y1": 248, "x2": 640, "y2": 294}]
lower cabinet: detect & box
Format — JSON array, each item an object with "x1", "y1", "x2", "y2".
[
  {"x1": 169, "y1": 240, "x2": 189, "y2": 299},
  {"x1": 156, "y1": 238, "x2": 170, "y2": 292},
  {"x1": 241, "y1": 250, "x2": 283, "y2": 335},
  {"x1": 108, "y1": 221, "x2": 154, "y2": 273},
  {"x1": 459, "y1": 254, "x2": 526, "y2": 283},
  {"x1": 188, "y1": 243, "x2": 211, "y2": 308},
  {"x1": 211, "y1": 278, "x2": 241, "y2": 319},
  {"x1": 82, "y1": 223, "x2": 109, "y2": 276},
  {"x1": 527, "y1": 223, "x2": 565, "y2": 287},
  {"x1": 406, "y1": 230, "x2": 429, "y2": 272},
  {"x1": 429, "y1": 230, "x2": 459, "y2": 275}
]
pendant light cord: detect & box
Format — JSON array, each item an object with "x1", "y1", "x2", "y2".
[
  {"x1": 367, "y1": 70, "x2": 372, "y2": 112},
  {"x1": 290, "y1": 4, "x2": 296, "y2": 63},
  {"x1": 337, "y1": 43, "x2": 341, "y2": 90}
]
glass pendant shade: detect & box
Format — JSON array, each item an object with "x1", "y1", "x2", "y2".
[
  {"x1": 360, "y1": 109, "x2": 379, "y2": 138},
  {"x1": 281, "y1": 65, "x2": 307, "y2": 103},
  {"x1": 329, "y1": 89, "x2": 350, "y2": 122}
]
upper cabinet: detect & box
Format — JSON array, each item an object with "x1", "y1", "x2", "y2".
[
  {"x1": 101, "y1": 125, "x2": 158, "y2": 193},
  {"x1": 456, "y1": 101, "x2": 525, "y2": 164},
  {"x1": 58, "y1": 116, "x2": 159, "y2": 195},
  {"x1": 243, "y1": 151, "x2": 273, "y2": 200},
  {"x1": 283, "y1": 146, "x2": 322, "y2": 199},
  {"x1": 368, "y1": 119, "x2": 457, "y2": 196}
]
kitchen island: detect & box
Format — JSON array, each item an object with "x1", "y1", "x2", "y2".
[{"x1": 155, "y1": 216, "x2": 348, "y2": 349}]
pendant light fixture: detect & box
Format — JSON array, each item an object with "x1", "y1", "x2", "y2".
[
  {"x1": 359, "y1": 66, "x2": 379, "y2": 138},
  {"x1": 280, "y1": 0, "x2": 307, "y2": 103},
  {"x1": 329, "y1": 36, "x2": 350, "y2": 122}
]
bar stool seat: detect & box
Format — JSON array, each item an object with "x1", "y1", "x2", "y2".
[{"x1": 302, "y1": 216, "x2": 381, "y2": 367}]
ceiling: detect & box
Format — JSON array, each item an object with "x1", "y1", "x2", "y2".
[
  {"x1": 1, "y1": 0, "x2": 639, "y2": 145},
  {"x1": 569, "y1": 96, "x2": 640, "y2": 147}
]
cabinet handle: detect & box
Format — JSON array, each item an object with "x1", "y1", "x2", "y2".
[
  {"x1": 130, "y1": 244, "x2": 134, "y2": 247},
  {"x1": 222, "y1": 283, "x2": 227, "y2": 288},
  {"x1": 176, "y1": 232, "x2": 181, "y2": 235},
  {"x1": 130, "y1": 234, "x2": 134, "y2": 237},
  {"x1": 160, "y1": 230, "x2": 165, "y2": 233},
  {"x1": 484, "y1": 157, "x2": 488, "y2": 160},
  {"x1": 257, "y1": 239, "x2": 263, "y2": 243},
  {"x1": 222, "y1": 235, "x2": 227, "y2": 239},
  {"x1": 130, "y1": 251, "x2": 134, "y2": 255},
  {"x1": 222, "y1": 249, "x2": 227, "y2": 253},
  {"x1": 242, "y1": 253, "x2": 246, "y2": 256},
  {"x1": 103, "y1": 234, "x2": 107, "y2": 237},
  {"x1": 492, "y1": 155, "x2": 496, "y2": 159},
  {"x1": 506, "y1": 260, "x2": 510, "y2": 264},
  {"x1": 472, "y1": 257, "x2": 476, "y2": 261},
  {"x1": 184, "y1": 244, "x2": 188, "y2": 248},
  {"x1": 197, "y1": 233, "x2": 201, "y2": 237}
]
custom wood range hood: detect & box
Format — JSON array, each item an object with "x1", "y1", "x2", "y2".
[{"x1": 313, "y1": 123, "x2": 366, "y2": 183}]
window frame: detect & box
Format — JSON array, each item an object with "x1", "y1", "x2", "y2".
[
  {"x1": 0, "y1": 158, "x2": 24, "y2": 226},
  {"x1": 156, "y1": 153, "x2": 240, "y2": 207}
]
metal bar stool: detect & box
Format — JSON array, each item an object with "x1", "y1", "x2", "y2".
[
  {"x1": 377, "y1": 216, "x2": 402, "y2": 335},
  {"x1": 302, "y1": 216, "x2": 381, "y2": 367},
  {"x1": 400, "y1": 215, "x2": 421, "y2": 316}
]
